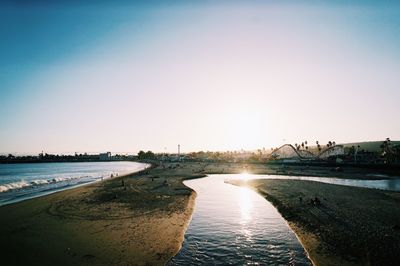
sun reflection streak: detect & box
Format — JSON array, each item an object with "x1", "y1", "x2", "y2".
[{"x1": 238, "y1": 186, "x2": 253, "y2": 222}]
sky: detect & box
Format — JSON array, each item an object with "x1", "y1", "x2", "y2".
[{"x1": 1, "y1": 0, "x2": 400, "y2": 154}]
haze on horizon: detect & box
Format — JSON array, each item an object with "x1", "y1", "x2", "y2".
[{"x1": 1, "y1": 0, "x2": 400, "y2": 155}]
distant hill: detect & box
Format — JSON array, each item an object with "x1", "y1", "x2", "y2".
[
  {"x1": 290, "y1": 140, "x2": 400, "y2": 155},
  {"x1": 340, "y1": 141, "x2": 400, "y2": 152}
]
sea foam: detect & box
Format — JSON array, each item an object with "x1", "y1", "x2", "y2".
[{"x1": 0, "y1": 176, "x2": 83, "y2": 193}]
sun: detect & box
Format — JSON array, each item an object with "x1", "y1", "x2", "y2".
[{"x1": 239, "y1": 171, "x2": 250, "y2": 181}]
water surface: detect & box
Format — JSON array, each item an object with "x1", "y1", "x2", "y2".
[
  {"x1": 170, "y1": 173, "x2": 400, "y2": 265},
  {"x1": 239, "y1": 174, "x2": 400, "y2": 192},
  {"x1": 0, "y1": 161, "x2": 148, "y2": 206},
  {"x1": 169, "y1": 175, "x2": 311, "y2": 265}
]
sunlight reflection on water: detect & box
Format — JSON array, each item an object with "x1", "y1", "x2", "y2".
[
  {"x1": 239, "y1": 186, "x2": 253, "y2": 222},
  {"x1": 168, "y1": 175, "x2": 311, "y2": 265},
  {"x1": 169, "y1": 173, "x2": 400, "y2": 265}
]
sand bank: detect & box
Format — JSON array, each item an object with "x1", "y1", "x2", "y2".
[
  {"x1": 0, "y1": 164, "x2": 204, "y2": 265},
  {"x1": 1, "y1": 161, "x2": 397, "y2": 265},
  {"x1": 229, "y1": 178, "x2": 400, "y2": 265}
]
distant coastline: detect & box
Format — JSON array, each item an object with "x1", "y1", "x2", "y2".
[{"x1": 0, "y1": 153, "x2": 136, "y2": 164}]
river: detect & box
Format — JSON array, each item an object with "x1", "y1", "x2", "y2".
[{"x1": 169, "y1": 173, "x2": 400, "y2": 265}]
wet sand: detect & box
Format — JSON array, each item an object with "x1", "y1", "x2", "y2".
[
  {"x1": 0, "y1": 164, "x2": 202, "y2": 265},
  {"x1": 229, "y1": 179, "x2": 400, "y2": 266},
  {"x1": 0, "y1": 161, "x2": 398, "y2": 265},
  {"x1": 0, "y1": 162, "x2": 251, "y2": 265}
]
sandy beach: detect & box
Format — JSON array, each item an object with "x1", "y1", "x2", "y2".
[
  {"x1": 0, "y1": 164, "x2": 202, "y2": 265},
  {"x1": 229, "y1": 178, "x2": 400, "y2": 265},
  {"x1": 0, "y1": 161, "x2": 399, "y2": 265}
]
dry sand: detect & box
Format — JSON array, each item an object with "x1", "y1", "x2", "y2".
[
  {"x1": 1, "y1": 161, "x2": 398, "y2": 265},
  {"x1": 229, "y1": 178, "x2": 400, "y2": 266},
  {"x1": 0, "y1": 163, "x2": 203, "y2": 265}
]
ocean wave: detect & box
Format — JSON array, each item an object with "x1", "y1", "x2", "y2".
[
  {"x1": 0, "y1": 181, "x2": 31, "y2": 193},
  {"x1": 0, "y1": 175, "x2": 85, "y2": 193}
]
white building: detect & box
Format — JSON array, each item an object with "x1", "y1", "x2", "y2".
[{"x1": 99, "y1": 152, "x2": 111, "y2": 161}]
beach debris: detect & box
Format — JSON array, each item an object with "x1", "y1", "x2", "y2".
[
  {"x1": 310, "y1": 197, "x2": 321, "y2": 206},
  {"x1": 331, "y1": 167, "x2": 344, "y2": 172},
  {"x1": 82, "y1": 254, "x2": 95, "y2": 260},
  {"x1": 336, "y1": 167, "x2": 344, "y2": 172}
]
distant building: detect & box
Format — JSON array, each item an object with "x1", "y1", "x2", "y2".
[{"x1": 99, "y1": 152, "x2": 111, "y2": 161}]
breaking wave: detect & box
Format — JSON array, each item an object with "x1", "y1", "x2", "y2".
[{"x1": 0, "y1": 176, "x2": 83, "y2": 193}]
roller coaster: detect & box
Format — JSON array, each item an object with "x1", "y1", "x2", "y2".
[{"x1": 271, "y1": 144, "x2": 345, "y2": 161}]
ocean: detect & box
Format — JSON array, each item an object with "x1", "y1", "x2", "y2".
[{"x1": 0, "y1": 161, "x2": 148, "y2": 206}]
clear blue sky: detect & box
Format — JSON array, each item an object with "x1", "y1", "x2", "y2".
[{"x1": 1, "y1": 1, "x2": 400, "y2": 154}]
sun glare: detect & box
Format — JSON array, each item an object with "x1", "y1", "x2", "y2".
[
  {"x1": 239, "y1": 186, "x2": 253, "y2": 222},
  {"x1": 239, "y1": 172, "x2": 250, "y2": 181}
]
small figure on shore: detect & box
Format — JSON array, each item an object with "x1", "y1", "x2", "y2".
[
  {"x1": 122, "y1": 179, "x2": 125, "y2": 187},
  {"x1": 299, "y1": 196, "x2": 303, "y2": 203},
  {"x1": 111, "y1": 174, "x2": 114, "y2": 178},
  {"x1": 314, "y1": 197, "x2": 321, "y2": 205}
]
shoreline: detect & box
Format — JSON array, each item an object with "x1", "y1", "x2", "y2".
[
  {"x1": 1, "y1": 161, "x2": 398, "y2": 265},
  {"x1": 229, "y1": 178, "x2": 400, "y2": 265},
  {"x1": 0, "y1": 162, "x2": 203, "y2": 265},
  {"x1": 0, "y1": 161, "x2": 151, "y2": 206}
]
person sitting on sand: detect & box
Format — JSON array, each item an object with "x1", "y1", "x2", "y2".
[{"x1": 314, "y1": 197, "x2": 321, "y2": 205}]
